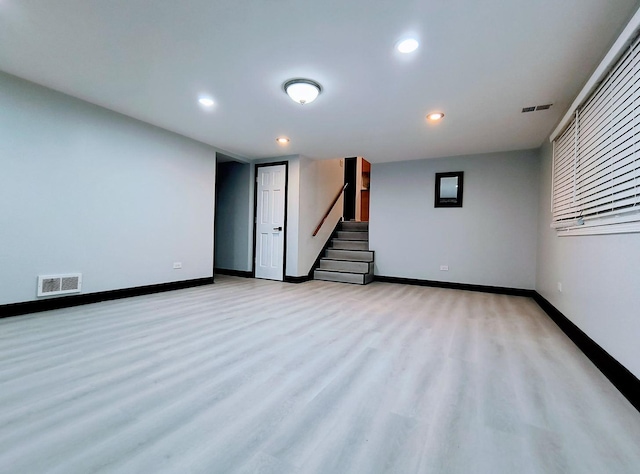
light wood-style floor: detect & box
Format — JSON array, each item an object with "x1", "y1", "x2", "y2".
[{"x1": 1, "y1": 276, "x2": 638, "y2": 474}]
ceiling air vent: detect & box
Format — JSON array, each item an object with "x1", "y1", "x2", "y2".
[
  {"x1": 522, "y1": 104, "x2": 553, "y2": 113},
  {"x1": 37, "y1": 273, "x2": 82, "y2": 297}
]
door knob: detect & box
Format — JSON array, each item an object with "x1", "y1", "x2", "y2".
[{"x1": 273, "y1": 226, "x2": 283, "y2": 231}]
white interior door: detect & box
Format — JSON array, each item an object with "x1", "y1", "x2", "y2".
[{"x1": 255, "y1": 164, "x2": 286, "y2": 280}]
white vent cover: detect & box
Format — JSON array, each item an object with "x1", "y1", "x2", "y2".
[{"x1": 37, "y1": 273, "x2": 82, "y2": 297}]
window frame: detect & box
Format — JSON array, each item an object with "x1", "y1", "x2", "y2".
[{"x1": 550, "y1": 28, "x2": 640, "y2": 236}]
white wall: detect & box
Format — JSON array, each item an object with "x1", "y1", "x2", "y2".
[
  {"x1": 297, "y1": 157, "x2": 344, "y2": 275},
  {"x1": 536, "y1": 140, "x2": 640, "y2": 378},
  {"x1": 215, "y1": 160, "x2": 251, "y2": 272},
  {"x1": 370, "y1": 150, "x2": 540, "y2": 289},
  {"x1": 0, "y1": 72, "x2": 217, "y2": 305}
]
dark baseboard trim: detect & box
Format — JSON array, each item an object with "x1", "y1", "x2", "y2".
[
  {"x1": 375, "y1": 275, "x2": 534, "y2": 297},
  {"x1": 214, "y1": 268, "x2": 253, "y2": 278},
  {"x1": 533, "y1": 292, "x2": 639, "y2": 412},
  {"x1": 284, "y1": 275, "x2": 311, "y2": 284},
  {"x1": 0, "y1": 277, "x2": 214, "y2": 319}
]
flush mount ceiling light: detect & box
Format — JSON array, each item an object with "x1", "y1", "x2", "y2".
[
  {"x1": 198, "y1": 97, "x2": 214, "y2": 107},
  {"x1": 427, "y1": 112, "x2": 445, "y2": 121},
  {"x1": 397, "y1": 38, "x2": 419, "y2": 53},
  {"x1": 276, "y1": 137, "x2": 290, "y2": 144},
  {"x1": 283, "y1": 78, "x2": 322, "y2": 105}
]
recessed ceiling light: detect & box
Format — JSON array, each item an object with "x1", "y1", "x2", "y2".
[
  {"x1": 276, "y1": 137, "x2": 290, "y2": 144},
  {"x1": 427, "y1": 112, "x2": 445, "y2": 121},
  {"x1": 198, "y1": 97, "x2": 214, "y2": 107},
  {"x1": 397, "y1": 38, "x2": 419, "y2": 53},
  {"x1": 283, "y1": 79, "x2": 322, "y2": 105}
]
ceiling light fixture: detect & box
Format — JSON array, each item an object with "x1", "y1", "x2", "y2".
[
  {"x1": 198, "y1": 97, "x2": 214, "y2": 107},
  {"x1": 427, "y1": 112, "x2": 445, "y2": 121},
  {"x1": 283, "y1": 78, "x2": 322, "y2": 105},
  {"x1": 397, "y1": 38, "x2": 419, "y2": 53},
  {"x1": 276, "y1": 137, "x2": 290, "y2": 144}
]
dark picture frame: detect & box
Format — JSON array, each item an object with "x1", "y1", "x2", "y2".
[{"x1": 435, "y1": 171, "x2": 464, "y2": 208}]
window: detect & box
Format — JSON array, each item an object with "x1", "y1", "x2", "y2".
[{"x1": 551, "y1": 33, "x2": 640, "y2": 235}]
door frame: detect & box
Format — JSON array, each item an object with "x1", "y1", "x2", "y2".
[{"x1": 252, "y1": 161, "x2": 289, "y2": 279}]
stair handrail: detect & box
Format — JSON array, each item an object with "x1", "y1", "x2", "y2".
[{"x1": 313, "y1": 183, "x2": 348, "y2": 236}]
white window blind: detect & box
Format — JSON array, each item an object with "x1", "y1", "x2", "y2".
[{"x1": 552, "y1": 33, "x2": 640, "y2": 234}]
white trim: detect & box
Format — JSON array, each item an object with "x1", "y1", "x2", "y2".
[
  {"x1": 550, "y1": 6, "x2": 640, "y2": 142},
  {"x1": 550, "y1": 139, "x2": 556, "y2": 213}
]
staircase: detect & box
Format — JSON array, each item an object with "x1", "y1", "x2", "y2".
[{"x1": 314, "y1": 221, "x2": 374, "y2": 285}]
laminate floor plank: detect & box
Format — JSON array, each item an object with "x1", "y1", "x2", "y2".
[{"x1": 0, "y1": 276, "x2": 638, "y2": 473}]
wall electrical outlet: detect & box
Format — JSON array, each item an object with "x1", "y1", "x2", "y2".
[
  {"x1": 173, "y1": 262, "x2": 182, "y2": 269},
  {"x1": 440, "y1": 265, "x2": 449, "y2": 271},
  {"x1": 557, "y1": 282, "x2": 562, "y2": 292}
]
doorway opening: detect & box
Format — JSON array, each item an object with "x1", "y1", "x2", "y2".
[
  {"x1": 343, "y1": 156, "x2": 371, "y2": 222},
  {"x1": 214, "y1": 154, "x2": 252, "y2": 277}
]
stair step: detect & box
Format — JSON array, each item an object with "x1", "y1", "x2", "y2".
[
  {"x1": 325, "y1": 249, "x2": 374, "y2": 262},
  {"x1": 314, "y1": 220, "x2": 373, "y2": 285},
  {"x1": 320, "y1": 259, "x2": 373, "y2": 273},
  {"x1": 340, "y1": 221, "x2": 369, "y2": 232},
  {"x1": 314, "y1": 269, "x2": 372, "y2": 285},
  {"x1": 331, "y1": 239, "x2": 369, "y2": 250},
  {"x1": 336, "y1": 231, "x2": 368, "y2": 241}
]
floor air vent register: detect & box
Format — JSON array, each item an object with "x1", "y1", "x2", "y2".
[{"x1": 37, "y1": 273, "x2": 82, "y2": 297}]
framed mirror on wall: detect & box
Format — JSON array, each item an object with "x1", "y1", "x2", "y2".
[{"x1": 435, "y1": 171, "x2": 464, "y2": 208}]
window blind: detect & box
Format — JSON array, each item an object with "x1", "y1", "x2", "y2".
[{"x1": 552, "y1": 33, "x2": 640, "y2": 233}]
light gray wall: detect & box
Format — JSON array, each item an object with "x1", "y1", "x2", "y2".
[
  {"x1": 0, "y1": 72, "x2": 217, "y2": 305},
  {"x1": 297, "y1": 157, "x2": 344, "y2": 275},
  {"x1": 214, "y1": 160, "x2": 251, "y2": 272},
  {"x1": 536, "y1": 140, "x2": 640, "y2": 378},
  {"x1": 370, "y1": 150, "x2": 539, "y2": 289}
]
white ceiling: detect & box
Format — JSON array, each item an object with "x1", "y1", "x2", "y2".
[{"x1": 1, "y1": 0, "x2": 639, "y2": 163}]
